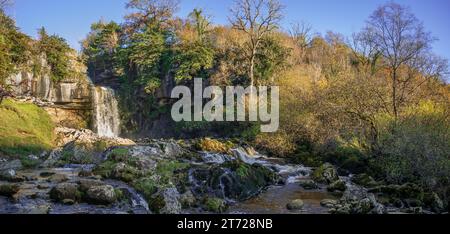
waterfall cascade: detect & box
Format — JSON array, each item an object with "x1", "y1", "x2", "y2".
[{"x1": 92, "y1": 86, "x2": 121, "y2": 137}]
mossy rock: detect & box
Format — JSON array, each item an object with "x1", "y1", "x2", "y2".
[
  {"x1": 0, "y1": 183, "x2": 20, "y2": 197},
  {"x1": 351, "y1": 174, "x2": 378, "y2": 188},
  {"x1": 196, "y1": 138, "x2": 234, "y2": 154},
  {"x1": 311, "y1": 163, "x2": 339, "y2": 184},
  {"x1": 286, "y1": 199, "x2": 304, "y2": 210},
  {"x1": 208, "y1": 161, "x2": 278, "y2": 201},
  {"x1": 368, "y1": 183, "x2": 424, "y2": 202},
  {"x1": 49, "y1": 183, "x2": 82, "y2": 203},
  {"x1": 205, "y1": 197, "x2": 228, "y2": 213},
  {"x1": 327, "y1": 180, "x2": 347, "y2": 192}
]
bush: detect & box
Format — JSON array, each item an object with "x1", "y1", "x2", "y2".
[{"x1": 374, "y1": 101, "x2": 450, "y2": 190}]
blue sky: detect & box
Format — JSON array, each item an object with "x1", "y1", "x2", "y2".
[{"x1": 6, "y1": 0, "x2": 450, "y2": 62}]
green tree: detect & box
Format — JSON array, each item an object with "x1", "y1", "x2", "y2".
[
  {"x1": 173, "y1": 9, "x2": 214, "y2": 82},
  {"x1": 37, "y1": 27, "x2": 72, "y2": 82}
]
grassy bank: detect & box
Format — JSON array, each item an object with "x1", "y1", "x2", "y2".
[{"x1": 0, "y1": 99, "x2": 55, "y2": 158}]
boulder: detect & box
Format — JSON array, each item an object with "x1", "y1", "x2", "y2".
[
  {"x1": 0, "y1": 183, "x2": 20, "y2": 197},
  {"x1": 329, "y1": 186, "x2": 386, "y2": 214},
  {"x1": 180, "y1": 190, "x2": 197, "y2": 208},
  {"x1": 149, "y1": 188, "x2": 181, "y2": 214},
  {"x1": 311, "y1": 163, "x2": 339, "y2": 184},
  {"x1": 327, "y1": 180, "x2": 347, "y2": 192},
  {"x1": 0, "y1": 169, "x2": 26, "y2": 182},
  {"x1": 46, "y1": 174, "x2": 69, "y2": 183},
  {"x1": 0, "y1": 160, "x2": 23, "y2": 171},
  {"x1": 320, "y1": 199, "x2": 338, "y2": 208},
  {"x1": 424, "y1": 192, "x2": 444, "y2": 213},
  {"x1": 85, "y1": 185, "x2": 117, "y2": 205},
  {"x1": 49, "y1": 183, "x2": 81, "y2": 202},
  {"x1": 299, "y1": 180, "x2": 319, "y2": 190},
  {"x1": 351, "y1": 174, "x2": 378, "y2": 188},
  {"x1": 78, "y1": 179, "x2": 106, "y2": 192},
  {"x1": 287, "y1": 199, "x2": 304, "y2": 210}
]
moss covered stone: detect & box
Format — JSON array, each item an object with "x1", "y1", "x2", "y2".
[{"x1": 205, "y1": 197, "x2": 227, "y2": 213}]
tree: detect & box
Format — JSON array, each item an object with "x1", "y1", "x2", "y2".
[
  {"x1": 82, "y1": 20, "x2": 121, "y2": 80},
  {"x1": 229, "y1": 0, "x2": 284, "y2": 88},
  {"x1": 124, "y1": 0, "x2": 179, "y2": 35},
  {"x1": 173, "y1": 9, "x2": 214, "y2": 82},
  {"x1": 289, "y1": 21, "x2": 314, "y2": 63},
  {"x1": 37, "y1": 27, "x2": 73, "y2": 82},
  {"x1": 0, "y1": 0, "x2": 12, "y2": 10},
  {"x1": 364, "y1": 2, "x2": 443, "y2": 119}
]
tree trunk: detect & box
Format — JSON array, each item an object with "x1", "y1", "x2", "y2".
[{"x1": 392, "y1": 69, "x2": 398, "y2": 119}]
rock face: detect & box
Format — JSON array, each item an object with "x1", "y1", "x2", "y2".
[
  {"x1": 7, "y1": 59, "x2": 92, "y2": 129},
  {"x1": 86, "y1": 185, "x2": 117, "y2": 205}
]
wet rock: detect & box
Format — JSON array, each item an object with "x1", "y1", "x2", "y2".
[
  {"x1": 78, "y1": 170, "x2": 93, "y2": 177},
  {"x1": 320, "y1": 199, "x2": 338, "y2": 208},
  {"x1": 0, "y1": 184, "x2": 20, "y2": 197},
  {"x1": 85, "y1": 185, "x2": 117, "y2": 205},
  {"x1": 327, "y1": 180, "x2": 347, "y2": 192},
  {"x1": 111, "y1": 162, "x2": 140, "y2": 182},
  {"x1": 46, "y1": 174, "x2": 69, "y2": 183},
  {"x1": 28, "y1": 205, "x2": 50, "y2": 214},
  {"x1": 0, "y1": 169, "x2": 26, "y2": 182},
  {"x1": 78, "y1": 179, "x2": 105, "y2": 193},
  {"x1": 49, "y1": 183, "x2": 81, "y2": 202},
  {"x1": 0, "y1": 160, "x2": 23, "y2": 172},
  {"x1": 351, "y1": 174, "x2": 378, "y2": 188},
  {"x1": 424, "y1": 192, "x2": 444, "y2": 213},
  {"x1": 299, "y1": 180, "x2": 319, "y2": 190},
  {"x1": 205, "y1": 197, "x2": 227, "y2": 213},
  {"x1": 287, "y1": 199, "x2": 304, "y2": 210},
  {"x1": 149, "y1": 188, "x2": 181, "y2": 214},
  {"x1": 329, "y1": 186, "x2": 386, "y2": 214},
  {"x1": 191, "y1": 161, "x2": 278, "y2": 201},
  {"x1": 311, "y1": 163, "x2": 339, "y2": 184},
  {"x1": 63, "y1": 199, "x2": 76, "y2": 205},
  {"x1": 180, "y1": 190, "x2": 197, "y2": 208},
  {"x1": 368, "y1": 183, "x2": 424, "y2": 204},
  {"x1": 37, "y1": 184, "x2": 50, "y2": 190},
  {"x1": 40, "y1": 172, "x2": 56, "y2": 177}
]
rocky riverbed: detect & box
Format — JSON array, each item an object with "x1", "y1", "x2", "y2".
[{"x1": 0, "y1": 128, "x2": 445, "y2": 214}]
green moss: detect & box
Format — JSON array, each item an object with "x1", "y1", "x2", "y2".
[
  {"x1": 93, "y1": 161, "x2": 117, "y2": 178},
  {"x1": 0, "y1": 99, "x2": 55, "y2": 157},
  {"x1": 20, "y1": 156, "x2": 40, "y2": 169},
  {"x1": 133, "y1": 177, "x2": 159, "y2": 201},
  {"x1": 109, "y1": 148, "x2": 129, "y2": 162},
  {"x1": 205, "y1": 197, "x2": 227, "y2": 213}
]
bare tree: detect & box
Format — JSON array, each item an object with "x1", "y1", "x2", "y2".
[
  {"x1": 124, "y1": 0, "x2": 180, "y2": 34},
  {"x1": 365, "y1": 2, "x2": 436, "y2": 119},
  {"x1": 229, "y1": 0, "x2": 284, "y2": 88},
  {"x1": 0, "y1": 0, "x2": 12, "y2": 10},
  {"x1": 289, "y1": 21, "x2": 314, "y2": 53}
]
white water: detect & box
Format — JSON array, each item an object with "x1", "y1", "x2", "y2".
[{"x1": 92, "y1": 86, "x2": 121, "y2": 137}]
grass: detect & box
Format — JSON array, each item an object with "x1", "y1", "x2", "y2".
[{"x1": 0, "y1": 99, "x2": 55, "y2": 157}]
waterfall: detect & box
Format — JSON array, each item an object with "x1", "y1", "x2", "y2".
[{"x1": 92, "y1": 86, "x2": 121, "y2": 137}]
